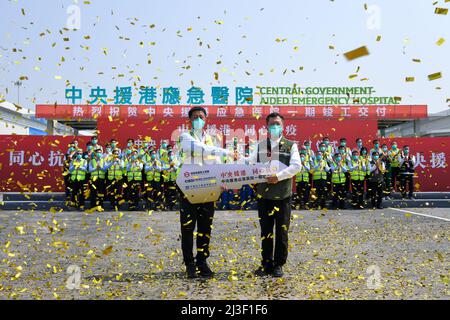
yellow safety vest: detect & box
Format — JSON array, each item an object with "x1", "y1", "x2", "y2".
[
  {"x1": 350, "y1": 159, "x2": 365, "y2": 181},
  {"x1": 389, "y1": 150, "x2": 401, "y2": 167},
  {"x1": 312, "y1": 159, "x2": 328, "y2": 180},
  {"x1": 295, "y1": 167, "x2": 309, "y2": 182},
  {"x1": 127, "y1": 162, "x2": 142, "y2": 181},
  {"x1": 146, "y1": 160, "x2": 161, "y2": 182},
  {"x1": 70, "y1": 159, "x2": 87, "y2": 181},
  {"x1": 107, "y1": 162, "x2": 123, "y2": 180},
  {"x1": 332, "y1": 163, "x2": 346, "y2": 184},
  {"x1": 90, "y1": 158, "x2": 106, "y2": 180}
]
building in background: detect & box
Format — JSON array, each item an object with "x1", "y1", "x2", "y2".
[
  {"x1": 384, "y1": 109, "x2": 450, "y2": 138},
  {"x1": 0, "y1": 101, "x2": 84, "y2": 136}
]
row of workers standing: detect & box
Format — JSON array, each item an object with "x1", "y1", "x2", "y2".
[
  {"x1": 293, "y1": 138, "x2": 416, "y2": 210},
  {"x1": 63, "y1": 137, "x2": 181, "y2": 211}
]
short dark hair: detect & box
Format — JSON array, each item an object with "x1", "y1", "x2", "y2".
[
  {"x1": 188, "y1": 106, "x2": 207, "y2": 118},
  {"x1": 266, "y1": 112, "x2": 284, "y2": 123}
]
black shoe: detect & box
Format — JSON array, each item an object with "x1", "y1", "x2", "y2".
[
  {"x1": 273, "y1": 265, "x2": 284, "y2": 278},
  {"x1": 186, "y1": 263, "x2": 198, "y2": 279},
  {"x1": 196, "y1": 261, "x2": 213, "y2": 278},
  {"x1": 253, "y1": 265, "x2": 273, "y2": 277}
]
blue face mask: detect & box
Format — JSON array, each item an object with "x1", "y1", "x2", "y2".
[
  {"x1": 305, "y1": 145, "x2": 310, "y2": 149},
  {"x1": 336, "y1": 157, "x2": 342, "y2": 162},
  {"x1": 341, "y1": 141, "x2": 346, "y2": 147},
  {"x1": 316, "y1": 155, "x2": 322, "y2": 160},
  {"x1": 192, "y1": 118, "x2": 205, "y2": 130},
  {"x1": 392, "y1": 145, "x2": 397, "y2": 150},
  {"x1": 320, "y1": 147, "x2": 326, "y2": 152},
  {"x1": 339, "y1": 149, "x2": 345, "y2": 154},
  {"x1": 404, "y1": 149, "x2": 409, "y2": 154},
  {"x1": 92, "y1": 139, "x2": 98, "y2": 144},
  {"x1": 324, "y1": 140, "x2": 329, "y2": 145},
  {"x1": 268, "y1": 124, "x2": 283, "y2": 138},
  {"x1": 353, "y1": 155, "x2": 359, "y2": 160},
  {"x1": 373, "y1": 155, "x2": 379, "y2": 160},
  {"x1": 374, "y1": 143, "x2": 379, "y2": 148},
  {"x1": 382, "y1": 147, "x2": 388, "y2": 152},
  {"x1": 357, "y1": 142, "x2": 362, "y2": 148},
  {"x1": 76, "y1": 154, "x2": 82, "y2": 159}
]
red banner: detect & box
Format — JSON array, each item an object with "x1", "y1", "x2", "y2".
[
  {"x1": 1, "y1": 134, "x2": 448, "y2": 192},
  {"x1": 0, "y1": 135, "x2": 90, "y2": 192},
  {"x1": 35, "y1": 104, "x2": 428, "y2": 120}
]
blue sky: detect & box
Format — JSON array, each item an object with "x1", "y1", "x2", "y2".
[{"x1": 0, "y1": 0, "x2": 449, "y2": 113}]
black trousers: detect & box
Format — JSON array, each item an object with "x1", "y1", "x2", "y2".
[
  {"x1": 313, "y1": 179, "x2": 327, "y2": 208},
  {"x1": 90, "y1": 178, "x2": 105, "y2": 208},
  {"x1": 257, "y1": 197, "x2": 292, "y2": 267},
  {"x1": 179, "y1": 195, "x2": 215, "y2": 265},
  {"x1": 351, "y1": 180, "x2": 365, "y2": 208},
  {"x1": 128, "y1": 180, "x2": 141, "y2": 209},
  {"x1": 332, "y1": 183, "x2": 346, "y2": 209},
  {"x1": 367, "y1": 180, "x2": 384, "y2": 208},
  {"x1": 399, "y1": 173, "x2": 414, "y2": 197},
  {"x1": 391, "y1": 167, "x2": 400, "y2": 191},
  {"x1": 107, "y1": 178, "x2": 123, "y2": 209},
  {"x1": 71, "y1": 179, "x2": 86, "y2": 208},
  {"x1": 165, "y1": 181, "x2": 178, "y2": 210},
  {"x1": 295, "y1": 181, "x2": 311, "y2": 208},
  {"x1": 145, "y1": 180, "x2": 160, "y2": 210},
  {"x1": 64, "y1": 174, "x2": 72, "y2": 200}
]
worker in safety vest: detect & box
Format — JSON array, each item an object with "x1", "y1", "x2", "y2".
[
  {"x1": 126, "y1": 149, "x2": 143, "y2": 210},
  {"x1": 105, "y1": 148, "x2": 124, "y2": 210},
  {"x1": 348, "y1": 150, "x2": 366, "y2": 209},
  {"x1": 144, "y1": 148, "x2": 162, "y2": 210},
  {"x1": 294, "y1": 149, "x2": 311, "y2": 210},
  {"x1": 318, "y1": 140, "x2": 333, "y2": 195},
  {"x1": 64, "y1": 143, "x2": 76, "y2": 205},
  {"x1": 380, "y1": 143, "x2": 392, "y2": 200},
  {"x1": 330, "y1": 153, "x2": 348, "y2": 210},
  {"x1": 368, "y1": 151, "x2": 386, "y2": 209},
  {"x1": 398, "y1": 145, "x2": 416, "y2": 199},
  {"x1": 310, "y1": 151, "x2": 330, "y2": 209},
  {"x1": 388, "y1": 141, "x2": 401, "y2": 192},
  {"x1": 69, "y1": 149, "x2": 88, "y2": 210},
  {"x1": 161, "y1": 150, "x2": 180, "y2": 211},
  {"x1": 88, "y1": 148, "x2": 107, "y2": 210}
]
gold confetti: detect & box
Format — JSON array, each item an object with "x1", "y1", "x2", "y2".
[
  {"x1": 102, "y1": 246, "x2": 113, "y2": 255},
  {"x1": 344, "y1": 46, "x2": 369, "y2": 61},
  {"x1": 428, "y1": 72, "x2": 442, "y2": 81},
  {"x1": 436, "y1": 38, "x2": 445, "y2": 46},
  {"x1": 376, "y1": 35, "x2": 381, "y2": 41},
  {"x1": 434, "y1": 7, "x2": 448, "y2": 15},
  {"x1": 405, "y1": 77, "x2": 415, "y2": 82}
]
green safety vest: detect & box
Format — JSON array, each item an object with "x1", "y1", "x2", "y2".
[
  {"x1": 146, "y1": 161, "x2": 161, "y2": 182},
  {"x1": 350, "y1": 159, "x2": 365, "y2": 181},
  {"x1": 70, "y1": 159, "x2": 87, "y2": 181},
  {"x1": 312, "y1": 160, "x2": 328, "y2": 180},
  {"x1": 295, "y1": 167, "x2": 309, "y2": 182},
  {"x1": 331, "y1": 163, "x2": 346, "y2": 184},
  {"x1": 390, "y1": 150, "x2": 401, "y2": 167},
  {"x1": 90, "y1": 158, "x2": 106, "y2": 180},
  {"x1": 162, "y1": 164, "x2": 178, "y2": 182},
  {"x1": 107, "y1": 162, "x2": 123, "y2": 180},
  {"x1": 127, "y1": 163, "x2": 142, "y2": 181}
]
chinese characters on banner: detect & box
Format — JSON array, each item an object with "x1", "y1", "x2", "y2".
[
  {"x1": 0, "y1": 135, "x2": 447, "y2": 192},
  {"x1": 35, "y1": 104, "x2": 428, "y2": 120}
]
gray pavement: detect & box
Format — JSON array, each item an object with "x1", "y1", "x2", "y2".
[{"x1": 0, "y1": 207, "x2": 448, "y2": 300}]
